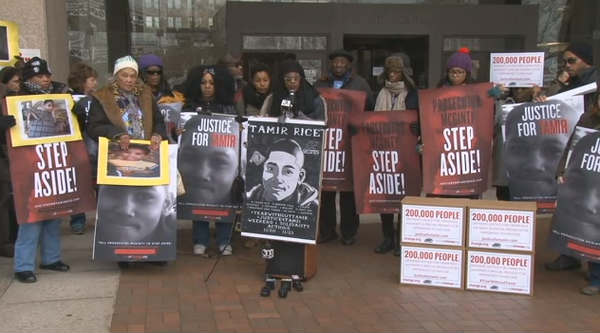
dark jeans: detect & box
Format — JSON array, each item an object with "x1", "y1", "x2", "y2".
[
  {"x1": 319, "y1": 191, "x2": 359, "y2": 239},
  {"x1": 192, "y1": 220, "x2": 233, "y2": 247},
  {"x1": 70, "y1": 213, "x2": 86, "y2": 229},
  {"x1": 495, "y1": 186, "x2": 510, "y2": 201},
  {"x1": 380, "y1": 214, "x2": 401, "y2": 240},
  {"x1": 589, "y1": 262, "x2": 600, "y2": 286}
]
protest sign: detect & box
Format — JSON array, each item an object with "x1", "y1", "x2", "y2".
[
  {"x1": 466, "y1": 250, "x2": 533, "y2": 295},
  {"x1": 467, "y1": 200, "x2": 536, "y2": 252},
  {"x1": 7, "y1": 139, "x2": 96, "y2": 224},
  {"x1": 0, "y1": 20, "x2": 19, "y2": 67},
  {"x1": 490, "y1": 52, "x2": 544, "y2": 87},
  {"x1": 241, "y1": 117, "x2": 325, "y2": 244},
  {"x1": 549, "y1": 128, "x2": 600, "y2": 262},
  {"x1": 97, "y1": 137, "x2": 169, "y2": 186},
  {"x1": 419, "y1": 83, "x2": 494, "y2": 195},
  {"x1": 400, "y1": 245, "x2": 464, "y2": 289},
  {"x1": 93, "y1": 145, "x2": 178, "y2": 262},
  {"x1": 401, "y1": 196, "x2": 468, "y2": 247},
  {"x1": 350, "y1": 111, "x2": 421, "y2": 214},
  {"x1": 5, "y1": 95, "x2": 82, "y2": 147},
  {"x1": 177, "y1": 113, "x2": 241, "y2": 222},
  {"x1": 318, "y1": 88, "x2": 365, "y2": 191},
  {"x1": 502, "y1": 96, "x2": 583, "y2": 206}
]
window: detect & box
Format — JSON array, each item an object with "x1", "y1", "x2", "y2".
[
  {"x1": 144, "y1": 0, "x2": 152, "y2": 9},
  {"x1": 175, "y1": 17, "x2": 182, "y2": 29},
  {"x1": 208, "y1": 17, "x2": 213, "y2": 28},
  {"x1": 153, "y1": 0, "x2": 159, "y2": 9},
  {"x1": 145, "y1": 16, "x2": 153, "y2": 28},
  {"x1": 168, "y1": 0, "x2": 173, "y2": 9},
  {"x1": 242, "y1": 36, "x2": 327, "y2": 50},
  {"x1": 168, "y1": 17, "x2": 174, "y2": 28},
  {"x1": 154, "y1": 16, "x2": 160, "y2": 28},
  {"x1": 175, "y1": 0, "x2": 181, "y2": 9}
]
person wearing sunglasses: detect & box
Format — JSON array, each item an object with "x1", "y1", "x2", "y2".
[
  {"x1": 535, "y1": 42, "x2": 598, "y2": 112},
  {"x1": 138, "y1": 54, "x2": 184, "y2": 104}
]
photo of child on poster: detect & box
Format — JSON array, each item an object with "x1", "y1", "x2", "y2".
[
  {"x1": 7, "y1": 140, "x2": 96, "y2": 223},
  {"x1": 502, "y1": 96, "x2": 582, "y2": 203},
  {"x1": 350, "y1": 111, "x2": 422, "y2": 214},
  {"x1": 550, "y1": 129, "x2": 600, "y2": 262},
  {"x1": 418, "y1": 82, "x2": 494, "y2": 195},
  {"x1": 107, "y1": 142, "x2": 160, "y2": 178},
  {"x1": 96, "y1": 138, "x2": 169, "y2": 186},
  {"x1": 241, "y1": 117, "x2": 325, "y2": 244},
  {"x1": 93, "y1": 145, "x2": 178, "y2": 262},
  {"x1": 177, "y1": 113, "x2": 240, "y2": 222},
  {"x1": 5, "y1": 95, "x2": 83, "y2": 147},
  {"x1": 317, "y1": 88, "x2": 366, "y2": 191}
]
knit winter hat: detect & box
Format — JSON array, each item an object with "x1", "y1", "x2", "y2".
[
  {"x1": 447, "y1": 47, "x2": 473, "y2": 73},
  {"x1": 139, "y1": 54, "x2": 163, "y2": 71},
  {"x1": 565, "y1": 42, "x2": 594, "y2": 66},
  {"x1": 384, "y1": 55, "x2": 405, "y2": 73},
  {"x1": 113, "y1": 55, "x2": 138, "y2": 76},
  {"x1": 279, "y1": 60, "x2": 305, "y2": 77},
  {"x1": 22, "y1": 57, "x2": 52, "y2": 81}
]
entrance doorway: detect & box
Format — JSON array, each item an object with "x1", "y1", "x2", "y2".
[{"x1": 344, "y1": 35, "x2": 429, "y2": 91}]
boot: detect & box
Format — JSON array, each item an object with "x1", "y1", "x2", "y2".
[
  {"x1": 278, "y1": 279, "x2": 291, "y2": 298},
  {"x1": 260, "y1": 278, "x2": 275, "y2": 297},
  {"x1": 374, "y1": 237, "x2": 394, "y2": 254}
]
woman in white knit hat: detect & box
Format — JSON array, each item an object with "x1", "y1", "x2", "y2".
[
  {"x1": 87, "y1": 55, "x2": 166, "y2": 148},
  {"x1": 87, "y1": 55, "x2": 167, "y2": 268}
]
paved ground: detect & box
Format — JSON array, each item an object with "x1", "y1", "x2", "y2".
[
  {"x1": 1, "y1": 207, "x2": 600, "y2": 333},
  {"x1": 0, "y1": 213, "x2": 118, "y2": 333},
  {"x1": 110, "y1": 216, "x2": 600, "y2": 333}
]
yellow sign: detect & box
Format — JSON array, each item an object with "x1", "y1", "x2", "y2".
[
  {"x1": 97, "y1": 137, "x2": 170, "y2": 186},
  {"x1": 0, "y1": 20, "x2": 20, "y2": 67},
  {"x1": 5, "y1": 94, "x2": 83, "y2": 147}
]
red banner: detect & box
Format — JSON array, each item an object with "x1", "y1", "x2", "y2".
[
  {"x1": 350, "y1": 111, "x2": 421, "y2": 214},
  {"x1": 419, "y1": 83, "x2": 494, "y2": 195},
  {"x1": 318, "y1": 88, "x2": 366, "y2": 191},
  {"x1": 7, "y1": 139, "x2": 97, "y2": 223}
]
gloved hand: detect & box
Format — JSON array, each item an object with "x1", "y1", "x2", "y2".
[{"x1": 0, "y1": 115, "x2": 16, "y2": 131}]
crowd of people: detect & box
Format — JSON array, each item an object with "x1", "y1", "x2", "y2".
[{"x1": 0, "y1": 40, "x2": 598, "y2": 296}]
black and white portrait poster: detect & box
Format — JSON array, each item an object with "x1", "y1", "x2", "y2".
[
  {"x1": 550, "y1": 128, "x2": 600, "y2": 262},
  {"x1": 502, "y1": 96, "x2": 583, "y2": 208},
  {"x1": 93, "y1": 144, "x2": 178, "y2": 262},
  {"x1": 241, "y1": 117, "x2": 326, "y2": 244},
  {"x1": 157, "y1": 102, "x2": 183, "y2": 142},
  {"x1": 177, "y1": 113, "x2": 240, "y2": 222}
]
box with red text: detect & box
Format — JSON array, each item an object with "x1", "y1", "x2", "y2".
[
  {"x1": 466, "y1": 250, "x2": 534, "y2": 296},
  {"x1": 400, "y1": 245, "x2": 464, "y2": 289},
  {"x1": 467, "y1": 200, "x2": 536, "y2": 252},
  {"x1": 401, "y1": 196, "x2": 469, "y2": 247}
]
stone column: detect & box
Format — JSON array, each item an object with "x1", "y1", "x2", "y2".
[{"x1": 2, "y1": 0, "x2": 69, "y2": 82}]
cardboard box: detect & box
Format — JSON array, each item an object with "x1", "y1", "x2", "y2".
[
  {"x1": 400, "y1": 245, "x2": 464, "y2": 290},
  {"x1": 466, "y1": 250, "x2": 534, "y2": 296},
  {"x1": 467, "y1": 200, "x2": 536, "y2": 252},
  {"x1": 401, "y1": 196, "x2": 469, "y2": 247}
]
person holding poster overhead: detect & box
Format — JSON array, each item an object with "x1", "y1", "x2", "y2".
[
  {"x1": 180, "y1": 65, "x2": 237, "y2": 256},
  {"x1": 372, "y1": 54, "x2": 419, "y2": 255},
  {"x1": 315, "y1": 49, "x2": 372, "y2": 245},
  {"x1": 11, "y1": 57, "x2": 71, "y2": 283}
]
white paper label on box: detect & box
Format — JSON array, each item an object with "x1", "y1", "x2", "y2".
[
  {"x1": 467, "y1": 251, "x2": 532, "y2": 295},
  {"x1": 400, "y1": 246, "x2": 463, "y2": 289},
  {"x1": 490, "y1": 52, "x2": 544, "y2": 87},
  {"x1": 401, "y1": 204, "x2": 464, "y2": 246},
  {"x1": 468, "y1": 208, "x2": 534, "y2": 251}
]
